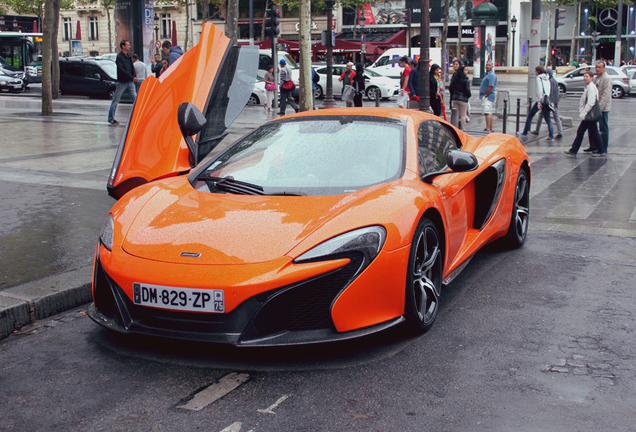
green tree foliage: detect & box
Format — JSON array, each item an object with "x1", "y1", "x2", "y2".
[{"x1": 275, "y1": 0, "x2": 368, "y2": 15}]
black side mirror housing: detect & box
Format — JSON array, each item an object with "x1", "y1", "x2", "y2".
[
  {"x1": 177, "y1": 103, "x2": 207, "y2": 168},
  {"x1": 422, "y1": 150, "x2": 478, "y2": 183},
  {"x1": 447, "y1": 150, "x2": 479, "y2": 172}
]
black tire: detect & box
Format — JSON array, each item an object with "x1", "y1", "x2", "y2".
[
  {"x1": 558, "y1": 84, "x2": 566, "y2": 94},
  {"x1": 247, "y1": 93, "x2": 259, "y2": 105},
  {"x1": 314, "y1": 84, "x2": 323, "y2": 99},
  {"x1": 366, "y1": 86, "x2": 380, "y2": 101},
  {"x1": 612, "y1": 85, "x2": 624, "y2": 99},
  {"x1": 404, "y1": 217, "x2": 444, "y2": 334},
  {"x1": 502, "y1": 169, "x2": 530, "y2": 249}
]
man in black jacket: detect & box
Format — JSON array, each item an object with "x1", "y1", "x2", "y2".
[{"x1": 108, "y1": 39, "x2": 138, "y2": 125}]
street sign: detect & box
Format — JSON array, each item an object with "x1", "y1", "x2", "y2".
[
  {"x1": 155, "y1": 40, "x2": 161, "y2": 50},
  {"x1": 361, "y1": 42, "x2": 366, "y2": 54}
]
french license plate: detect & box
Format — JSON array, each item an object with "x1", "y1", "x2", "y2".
[
  {"x1": 12, "y1": 84, "x2": 21, "y2": 88},
  {"x1": 133, "y1": 283, "x2": 224, "y2": 313}
]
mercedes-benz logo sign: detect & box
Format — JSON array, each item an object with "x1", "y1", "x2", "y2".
[{"x1": 599, "y1": 8, "x2": 618, "y2": 27}]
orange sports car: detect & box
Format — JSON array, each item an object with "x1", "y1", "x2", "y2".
[{"x1": 88, "y1": 24, "x2": 531, "y2": 346}]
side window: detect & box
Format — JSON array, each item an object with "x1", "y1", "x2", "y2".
[
  {"x1": 66, "y1": 65, "x2": 82, "y2": 77},
  {"x1": 317, "y1": 68, "x2": 326, "y2": 74},
  {"x1": 417, "y1": 120, "x2": 459, "y2": 177},
  {"x1": 84, "y1": 64, "x2": 102, "y2": 79},
  {"x1": 606, "y1": 68, "x2": 617, "y2": 76},
  {"x1": 258, "y1": 54, "x2": 270, "y2": 71}
]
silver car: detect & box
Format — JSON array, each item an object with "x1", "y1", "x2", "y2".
[
  {"x1": 313, "y1": 65, "x2": 400, "y2": 101},
  {"x1": 556, "y1": 65, "x2": 631, "y2": 98}
]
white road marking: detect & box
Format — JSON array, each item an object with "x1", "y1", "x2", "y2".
[
  {"x1": 219, "y1": 422, "x2": 242, "y2": 432},
  {"x1": 177, "y1": 372, "x2": 250, "y2": 412},
  {"x1": 257, "y1": 394, "x2": 290, "y2": 414}
]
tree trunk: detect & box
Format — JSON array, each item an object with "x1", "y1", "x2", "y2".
[
  {"x1": 52, "y1": 0, "x2": 61, "y2": 99},
  {"x1": 299, "y1": 0, "x2": 312, "y2": 110},
  {"x1": 456, "y1": 1, "x2": 463, "y2": 61},
  {"x1": 442, "y1": 0, "x2": 450, "y2": 81},
  {"x1": 42, "y1": 0, "x2": 55, "y2": 116},
  {"x1": 185, "y1": 0, "x2": 190, "y2": 51},
  {"x1": 107, "y1": 6, "x2": 113, "y2": 53},
  {"x1": 570, "y1": 2, "x2": 579, "y2": 66},
  {"x1": 545, "y1": 7, "x2": 552, "y2": 64},
  {"x1": 225, "y1": 0, "x2": 239, "y2": 44}
]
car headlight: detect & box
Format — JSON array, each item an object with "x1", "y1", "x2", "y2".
[
  {"x1": 99, "y1": 214, "x2": 114, "y2": 251},
  {"x1": 294, "y1": 226, "x2": 386, "y2": 273},
  {"x1": 0, "y1": 81, "x2": 7, "y2": 85}
]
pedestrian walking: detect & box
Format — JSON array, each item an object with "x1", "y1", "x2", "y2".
[
  {"x1": 479, "y1": 60, "x2": 497, "y2": 133},
  {"x1": 397, "y1": 56, "x2": 411, "y2": 108},
  {"x1": 407, "y1": 59, "x2": 420, "y2": 105},
  {"x1": 532, "y1": 67, "x2": 563, "y2": 139},
  {"x1": 263, "y1": 64, "x2": 275, "y2": 111},
  {"x1": 277, "y1": 59, "x2": 299, "y2": 115},
  {"x1": 564, "y1": 70, "x2": 604, "y2": 157},
  {"x1": 592, "y1": 61, "x2": 612, "y2": 152},
  {"x1": 352, "y1": 62, "x2": 366, "y2": 107},
  {"x1": 107, "y1": 40, "x2": 138, "y2": 125},
  {"x1": 162, "y1": 41, "x2": 183, "y2": 66},
  {"x1": 132, "y1": 54, "x2": 147, "y2": 93},
  {"x1": 338, "y1": 62, "x2": 357, "y2": 107},
  {"x1": 435, "y1": 66, "x2": 447, "y2": 120},
  {"x1": 517, "y1": 65, "x2": 554, "y2": 140},
  {"x1": 429, "y1": 64, "x2": 442, "y2": 116},
  {"x1": 448, "y1": 62, "x2": 471, "y2": 129}
]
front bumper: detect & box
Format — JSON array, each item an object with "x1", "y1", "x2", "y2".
[{"x1": 88, "y1": 253, "x2": 403, "y2": 346}]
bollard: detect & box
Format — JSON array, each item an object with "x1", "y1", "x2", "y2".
[
  {"x1": 375, "y1": 89, "x2": 380, "y2": 107},
  {"x1": 450, "y1": 107, "x2": 458, "y2": 127},
  {"x1": 502, "y1": 99, "x2": 507, "y2": 134},
  {"x1": 516, "y1": 98, "x2": 520, "y2": 133}
]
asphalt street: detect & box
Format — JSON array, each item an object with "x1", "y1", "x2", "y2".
[{"x1": 1, "y1": 79, "x2": 636, "y2": 430}]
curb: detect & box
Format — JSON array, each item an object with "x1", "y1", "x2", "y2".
[{"x1": 0, "y1": 266, "x2": 93, "y2": 340}]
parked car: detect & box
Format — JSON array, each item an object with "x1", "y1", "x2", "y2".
[
  {"x1": 0, "y1": 70, "x2": 26, "y2": 93},
  {"x1": 26, "y1": 58, "x2": 42, "y2": 83},
  {"x1": 627, "y1": 69, "x2": 636, "y2": 95},
  {"x1": 248, "y1": 76, "x2": 267, "y2": 106},
  {"x1": 59, "y1": 58, "x2": 117, "y2": 99},
  {"x1": 95, "y1": 53, "x2": 118, "y2": 62},
  {"x1": 88, "y1": 23, "x2": 532, "y2": 347},
  {"x1": 0, "y1": 55, "x2": 27, "y2": 84},
  {"x1": 313, "y1": 64, "x2": 400, "y2": 101},
  {"x1": 555, "y1": 65, "x2": 631, "y2": 98}
]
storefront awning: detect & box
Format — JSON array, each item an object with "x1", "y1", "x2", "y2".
[{"x1": 337, "y1": 29, "x2": 407, "y2": 50}]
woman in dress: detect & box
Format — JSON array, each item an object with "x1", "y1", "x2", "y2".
[
  {"x1": 263, "y1": 64, "x2": 275, "y2": 111},
  {"x1": 564, "y1": 70, "x2": 604, "y2": 156}
]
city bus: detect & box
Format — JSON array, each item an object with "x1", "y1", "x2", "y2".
[{"x1": 0, "y1": 32, "x2": 42, "y2": 72}]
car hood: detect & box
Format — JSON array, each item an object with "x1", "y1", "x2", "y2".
[
  {"x1": 121, "y1": 181, "x2": 390, "y2": 265},
  {"x1": 107, "y1": 23, "x2": 258, "y2": 200}
]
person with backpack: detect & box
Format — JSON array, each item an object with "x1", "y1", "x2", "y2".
[
  {"x1": 311, "y1": 67, "x2": 320, "y2": 109},
  {"x1": 531, "y1": 68, "x2": 563, "y2": 139},
  {"x1": 517, "y1": 65, "x2": 554, "y2": 141},
  {"x1": 352, "y1": 63, "x2": 366, "y2": 107}
]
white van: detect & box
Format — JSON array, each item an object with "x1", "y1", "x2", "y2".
[{"x1": 370, "y1": 48, "x2": 442, "y2": 80}]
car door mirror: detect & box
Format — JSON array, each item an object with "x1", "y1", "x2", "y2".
[
  {"x1": 94, "y1": 73, "x2": 101, "y2": 80},
  {"x1": 447, "y1": 150, "x2": 478, "y2": 172},
  {"x1": 177, "y1": 103, "x2": 207, "y2": 168},
  {"x1": 422, "y1": 150, "x2": 478, "y2": 183}
]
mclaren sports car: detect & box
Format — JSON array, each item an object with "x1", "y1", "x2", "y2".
[{"x1": 88, "y1": 24, "x2": 531, "y2": 347}]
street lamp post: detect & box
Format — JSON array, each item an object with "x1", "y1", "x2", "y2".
[
  {"x1": 511, "y1": 15, "x2": 517, "y2": 66},
  {"x1": 321, "y1": 0, "x2": 337, "y2": 109},
  {"x1": 359, "y1": 13, "x2": 366, "y2": 65},
  {"x1": 154, "y1": 13, "x2": 160, "y2": 55}
]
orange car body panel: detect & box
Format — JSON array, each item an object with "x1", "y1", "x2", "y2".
[
  {"x1": 108, "y1": 24, "x2": 231, "y2": 195},
  {"x1": 97, "y1": 104, "x2": 530, "y2": 338}
]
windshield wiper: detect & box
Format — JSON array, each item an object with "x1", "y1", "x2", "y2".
[{"x1": 196, "y1": 174, "x2": 264, "y2": 195}]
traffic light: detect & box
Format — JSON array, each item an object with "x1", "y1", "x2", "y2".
[
  {"x1": 265, "y1": 5, "x2": 280, "y2": 39},
  {"x1": 551, "y1": 48, "x2": 556, "y2": 56},
  {"x1": 554, "y1": 8, "x2": 566, "y2": 29}
]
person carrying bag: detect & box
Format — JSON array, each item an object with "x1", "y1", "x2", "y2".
[
  {"x1": 277, "y1": 59, "x2": 299, "y2": 116},
  {"x1": 564, "y1": 70, "x2": 605, "y2": 156}
]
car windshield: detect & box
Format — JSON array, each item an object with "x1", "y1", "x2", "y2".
[
  {"x1": 197, "y1": 117, "x2": 405, "y2": 196},
  {"x1": 363, "y1": 69, "x2": 383, "y2": 77},
  {"x1": 0, "y1": 56, "x2": 11, "y2": 67}
]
